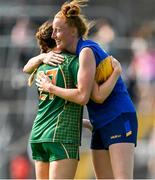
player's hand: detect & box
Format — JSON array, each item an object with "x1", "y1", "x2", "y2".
[
  {"x1": 43, "y1": 51, "x2": 64, "y2": 66},
  {"x1": 36, "y1": 73, "x2": 52, "y2": 92},
  {"x1": 111, "y1": 56, "x2": 122, "y2": 75}
]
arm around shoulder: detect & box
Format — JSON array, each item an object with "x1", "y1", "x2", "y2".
[
  {"x1": 36, "y1": 48, "x2": 96, "y2": 105},
  {"x1": 23, "y1": 53, "x2": 46, "y2": 74},
  {"x1": 91, "y1": 57, "x2": 122, "y2": 103},
  {"x1": 48, "y1": 48, "x2": 96, "y2": 105}
]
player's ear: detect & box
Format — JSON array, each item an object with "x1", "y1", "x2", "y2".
[{"x1": 71, "y1": 27, "x2": 78, "y2": 37}]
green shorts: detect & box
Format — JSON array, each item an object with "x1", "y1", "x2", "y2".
[{"x1": 30, "y1": 142, "x2": 79, "y2": 162}]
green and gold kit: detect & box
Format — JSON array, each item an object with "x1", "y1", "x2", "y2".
[{"x1": 30, "y1": 53, "x2": 83, "y2": 145}]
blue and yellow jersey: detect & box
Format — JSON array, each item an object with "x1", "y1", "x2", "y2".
[{"x1": 76, "y1": 38, "x2": 136, "y2": 130}]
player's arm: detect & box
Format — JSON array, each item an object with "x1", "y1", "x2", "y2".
[
  {"x1": 23, "y1": 52, "x2": 64, "y2": 74},
  {"x1": 23, "y1": 53, "x2": 46, "y2": 74},
  {"x1": 36, "y1": 48, "x2": 96, "y2": 105},
  {"x1": 91, "y1": 57, "x2": 122, "y2": 103}
]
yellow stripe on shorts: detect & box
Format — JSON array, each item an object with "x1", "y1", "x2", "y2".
[{"x1": 126, "y1": 131, "x2": 132, "y2": 137}]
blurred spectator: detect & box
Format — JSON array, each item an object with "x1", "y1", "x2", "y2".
[
  {"x1": 128, "y1": 25, "x2": 155, "y2": 111},
  {"x1": 11, "y1": 17, "x2": 33, "y2": 47},
  {"x1": 127, "y1": 21, "x2": 155, "y2": 178},
  {"x1": 127, "y1": 37, "x2": 155, "y2": 105},
  {"x1": 90, "y1": 19, "x2": 118, "y2": 57},
  {"x1": 10, "y1": 16, "x2": 36, "y2": 68}
]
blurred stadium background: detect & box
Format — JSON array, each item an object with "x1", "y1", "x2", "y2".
[{"x1": 0, "y1": 0, "x2": 155, "y2": 179}]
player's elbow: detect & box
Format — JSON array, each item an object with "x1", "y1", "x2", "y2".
[
  {"x1": 23, "y1": 65, "x2": 29, "y2": 73},
  {"x1": 79, "y1": 96, "x2": 89, "y2": 105},
  {"x1": 23, "y1": 66, "x2": 28, "y2": 73},
  {"x1": 96, "y1": 98, "x2": 104, "y2": 104},
  {"x1": 92, "y1": 94, "x2": 105, "y2": 104},
  {"x1": 78, "y1": 93, "x2": 90, "y2": 105},
  {"x1": 23, "y1": 66, "x2": 33, "y2": 74}
]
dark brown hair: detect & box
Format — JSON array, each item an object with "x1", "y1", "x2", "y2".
[{"x1": 35, "y1": 20, "x2": 56, "y2": 53}]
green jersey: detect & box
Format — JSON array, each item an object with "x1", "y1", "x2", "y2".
[{"x1": 30, "y1": 53, "x2": 83, "y2": 144}]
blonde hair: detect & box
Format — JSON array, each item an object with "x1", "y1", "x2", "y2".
[{"x1": 55, "y1": 0, "x2": 90, "y2": 39}]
